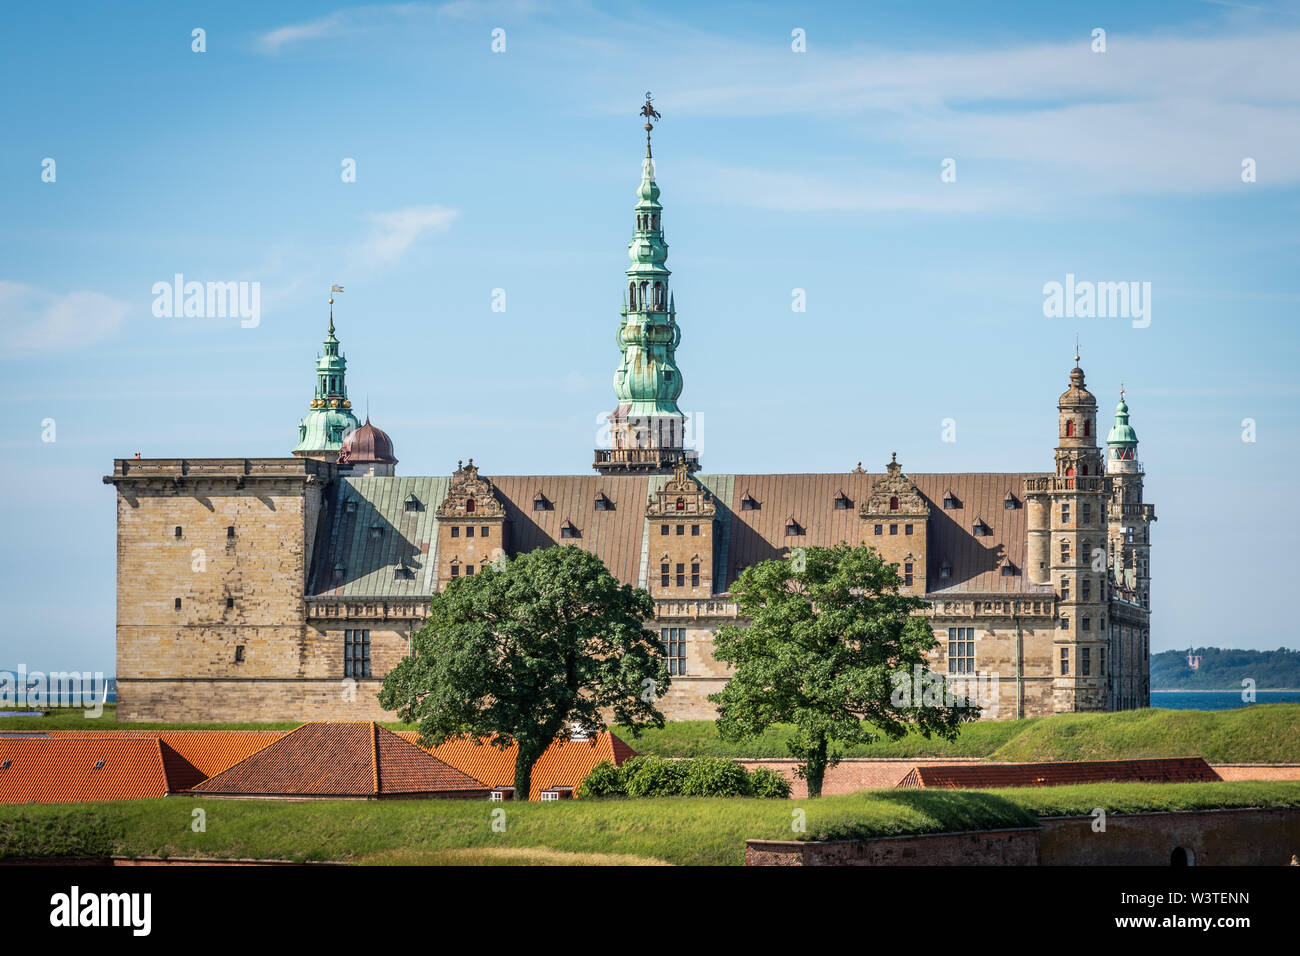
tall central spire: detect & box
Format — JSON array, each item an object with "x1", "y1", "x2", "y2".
[
  {"x1": 292, "y1": 291, "x2": 360, "y2": 461},
  {"x1": 595, "y1": 93, "x2": 697, "y2": 475}
]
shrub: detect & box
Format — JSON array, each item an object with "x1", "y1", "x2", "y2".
[
  {"x1": 622, "y1": 756, "x2": 688, "y2": 797},
  {"x1": 679, "y1": 756, "x2": 753, "y2": 797},
  {"x1": 748, "y1": 767, "x2": 793, "y2": 799},
  {"x1": 578, "y1": 760, "x2": 627, "y2": 798}
]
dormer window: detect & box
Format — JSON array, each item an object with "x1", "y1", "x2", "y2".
[
  {"x1": 333, "y1": 563, "x2": 346, "y2": 583},
  {"x1": 345, "y1": 498, "x2": 358, "y2": 513},
  {"x1": 939, "y1": 562, "x2": 952, "y2": 579},
  {"x1": 943, "y1": 492, "x2": 958, "y2": 510},
  {"x1": 404, "y1": 494, "x2": 420, "y2": 513},
  {"x1": 834, "y1": 492, "x2": 851, "y2": 510},
  {"x1": 1004, "y1": 493, "x2": 1018, "y2": 510},
  {"x1": 785, "y1": 519, "x2": 804, "y2": 536},
  {"x1": 1001, "y1": 563, "x2": 1017, "y2": 576},
  {"x1": 533, "y1": 492, "x2": 551, "y2": 512},
  {"x1": 369, "y1": 524, "x2": 383, "y2": 540},
  {"x1": 740, "y1": 493, "x2": 758, "y2": 511},
  {"x1": 972, "y1": 520, "x2": 990, "y2": 537},
  {"x1": 594, "y1": 493, "x2": 613, "y2": 511},
  {"x1": 560, "y1": 520, "x2": 579, "y2": 539},
  {"x1": 394, "y1": 565, "x2": 414, "y2": 580}
]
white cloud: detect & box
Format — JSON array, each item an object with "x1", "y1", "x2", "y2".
[
  {"x1": 354, "y1": 205, "x2": 460, "y2": 265},
  {"x1": 0, "y1": 281, "x2": 131, "y2": 354},
  {"x1": 255, "y1": 4, "x2": 431, "y2": 54}
]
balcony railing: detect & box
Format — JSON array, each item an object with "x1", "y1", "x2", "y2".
[{"x1": 593, "y1": 447, "x2": 700, "y2": 471}]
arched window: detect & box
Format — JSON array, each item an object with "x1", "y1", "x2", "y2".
[
  {"x1": 889, "y1": 496, "x2": 899, "y2": 511},
  {"x1": 1084, "y1": 420, "x2": 1092, "y2": 437},
  {"x1": 628, "y1": 281, "x2": 636, "y2": 309},
  {"x1": 675, "y1": 497, "x2": 685, "y2": 511},
  {"x1": 465, "y1": 498, "x2": 475, "y2": 514},
  {"x1": 1081, "y1": 464, "x2": 1089, "y2": 476},
  {"x1": 1066, "y1": 420, "x2": 1075, "y2": 437}
]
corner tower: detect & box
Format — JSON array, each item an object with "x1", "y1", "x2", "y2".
[
  {"x1": 293, "y1": 294, "x2": 360, "y2": 462},
  {"x1": 1105, "y1": 390, "x2": 1154, "y2": 609},
  {"x1": 594, "y1": 94, "x2": 696, "y2": 475}
]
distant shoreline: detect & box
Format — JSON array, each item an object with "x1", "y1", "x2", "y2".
[{"x1": 1152, "y1": 688, "x2": 1300, "y2": 693}]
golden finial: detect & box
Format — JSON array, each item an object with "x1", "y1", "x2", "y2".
[{"x1": 1074, "y1": 331, "x2": 1081, "y2": 365}]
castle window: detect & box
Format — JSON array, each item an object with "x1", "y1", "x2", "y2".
[
  {"x1": 394, "y1": 565, "x2": 414, "y2": 580},
  {"x1": 451, "y1": 564, "x2": 459, "y2": 577},
  {"x1": 661, "y1": 563, "x2": 670, "y2": 588},
  {"x1": 1081, "y1": 464, "x2": 1089, "y2": 476},
  {"x1": 973, "y1": 520, "x2": 989, "y2": 537},
  {"x1": 691, "y1": 524, "x2": 700, "y2": 536},
  {"x1": 1081, "y1": 646, "x2": 1091, "y2": 674},
  {"x1": 1082, "y1": 616, "x2": 1091, "y2": 631},
  {"x1": 594, "y1": 494, "x2": 612, "y2": 511},
  {"x1": 344, "y1": 629, "x2": 371, "y2": 678},
  {"x1": 1100, "y1": 648, "x2": 1106, "y2": 675},
  {"x1": 226, "y1": 597, "x2": 234, "y2": 609},
  {"x1": 174, "y1": 526, "x2": 183, "y2": 538},
  {"x1": 333, "y1": 563, "x2": 346, "y2": 583},
  {"x1": 691, "y1": 562, "x2": 700, "y2": 587},
  {"x1": 1082, "y1": 579, "x2": 1091, "y2": 600},
  {"x1": 904, "y1": 524, "x2": 913, "y2": 535},
  {"x1": 1081, "y1": 503, "x2": 1091, "y2": 524},
  {"x1": 533, "y1": 493, "x2": 550, "y2": 512},
  {"x1": 1060, "y1": 616, "x2": 1069, "y2": 629},
  {"x1": 465, "y1": 565, "x2": 475, "y2": 575},
  {"x1": 786, "y1": 520, "x2": 804, "y2": 536},
  {"x1": 404, "y1": 494, "x2": 420, "y2": 513},
  {"x1": 1066, "y1": 420, "x2": 1075, "y2": 437},
  {"x1": 939, "y1": 563, "x2": 952, "y2": 579},
  {"x1": 889, "y1": 524, "x2": 898, "y2": 536},
  {"x1": 451, "y1": 526, "x2": 460, "y2": 537},
  {"x1": 1081, "y1": 541, "x2": 1092, "y2": 565},
  {"x1": 947, "y1": 627, "x2": 974, "y2": 675},
  {"x1": 1061, "y1": 503, "x2": 1070, "y2": 523},
  {"x1": 1001, "y1": 564, "x2": 1016, "y2": 576},
  {"x1": 676, "y1": 563, "x2": 685, "y2": 587},
  {"x1": 174, "y1": 597, "x2": 182, "y2": 610},
  {"x1": 1004, "y1": 493, "x2": 1018, "y2": 510},
  {"x1": 1061, "y1": 542, "x2": 1071, "y2": 563},
  {"x1": 741, "y1": 494, "x2": 758, "y2": 511},
  {"x1": 903, "y1": 563, "x2": 914, "y2": 587},
  {"x1": 480, "y1": 526, "x2": 489, "y2": 539},
  {"x1": 889, "y1": 496, "x2": 899, "y2": 511},
  {"x1": 874, "y1": 524, "x2": 883, "y2": 535},
  {"x1": 676, "y1": 497, "x2": 685, "y2": 511},
  {"x1": 369, "y1": 525, "x2": 383, "y2": 540},
  {"x1": 943, "y1": 493, "x2": 957, "y2": 510},
  {"x1": 661, "y1": 524, "x2": 669, "y2": 535},
  {"x1": 227, "y1": 526, "x2": 235, "y2": 538},
  {"x1": 1060, "y1": 647, "x2": 1069, "y2": 674},
  {"x1": 234, "y1": 645, "x2": 245, "y2": 663},
  {"x1": 660, "y1": 627, "x2": 686, "y2": 676},
  {"x1": 466, "y1": 526, "x2": 474, "y2": 537},
  {"x1": 676, "y1": 525, "x2": 685, "y2": 536},
  {"x1": 346, "y1": 499, "x2": 358, "y2": 513},
  {"x1": 560, "y1": 521, "x2": 578, "y2": 539},
  {"x1": 1084, "y1": 420, "x2": 1092, "y2": 437},
  {"x1": 466, "y1": 498, "x2": 475, "y2": 514},
  {"x1": 834, "y1": 493, "x2": 851, "y2": 510},
  {"x1": 1061, "y1": 577, "x2": 1070, "y2": 600}
]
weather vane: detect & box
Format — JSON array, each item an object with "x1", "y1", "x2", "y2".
[
  {"x1": 328, "y1": 284, "x2": 343, "y2": 333},
  {"x1": 640, "y1": 91, "x2": 661, "y2": 150}
]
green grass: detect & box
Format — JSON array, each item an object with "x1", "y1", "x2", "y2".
[
  {"x1": 616, "y1": 704, "x2": 1300, "y2": 763},
  {"x1": 4, "y1": 782, "x2": 1298, "y2": 866}
]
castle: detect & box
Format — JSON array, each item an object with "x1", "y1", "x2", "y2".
[{"x1": 105, "y1": 113, "x2": 1154, "y2": 723}]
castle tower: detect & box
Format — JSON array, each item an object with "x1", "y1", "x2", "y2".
[
  {"x1": 1027, "y1": 350, "x2": 1109, "y2": 711},
  {"x1": 1106, "y1": 390, "x2": 1154, "y2": 609},
  {"x1": 594, "y1": 94, "x2": 697, "y2": 475},
  {"x1": 293, "y1": 296, "x2": 360, "y2": 462}
]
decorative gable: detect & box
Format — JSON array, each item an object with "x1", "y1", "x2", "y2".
[
  {"x1": 436, "y1": 459, "x2": 506, "y2": 519},
  {"x1": 861, "y1": 453, "x2": 930, "y2": 519},
  {"x1": 646, "y1": 460, "x2": 716, "y2": 518}
]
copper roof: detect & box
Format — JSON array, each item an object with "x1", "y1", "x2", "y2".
[
  {"x1": 191, "y1": 722, "x2": 488, "y2": 797},
  {"x1": 337, "y1": 419, "x2": 398, "y2": 464},
  {"x1": 395, "y1": 731, "x2": 636, "y2": 800},
  {"x1": 895, "y1": 757, "x2": 1221, "y2": 789}
]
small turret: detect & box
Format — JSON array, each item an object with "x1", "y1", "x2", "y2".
[{"x1": 293, "y1": 293, "x2": 361, "y2": 462}]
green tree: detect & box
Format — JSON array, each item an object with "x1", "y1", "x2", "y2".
[
  {"x1": 378, "y1": 546, "x2": 669, "y2": 801},
  {"x1": 709, "y1": 543, "x2": 972, "y2": 797}
]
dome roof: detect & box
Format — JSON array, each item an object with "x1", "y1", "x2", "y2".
[
  {"x1": 1106, "y1": 396, "x2": 1138, "y2": 446},
  {"x1": 1058, "y1": 366, "x2": 1096, "y2": 407},
  {"x1": 337, "y1": 418, "x2": 397, "y2": 464}
]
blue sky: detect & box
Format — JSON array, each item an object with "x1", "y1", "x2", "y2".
[{"x1": 2, "y1": 0, "x2": 1298, "y2": 674}]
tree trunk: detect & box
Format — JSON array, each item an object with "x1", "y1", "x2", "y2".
[
  {"x1": 804, "y1": 735, "x2": 829, "y2": 799},
  {"x1": 513, "y1": 746, "x2": 535, "y2": 802}
]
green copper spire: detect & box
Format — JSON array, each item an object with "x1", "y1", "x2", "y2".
[
  {"x1": 595, "y1": 94, "x2": 696, "y2": 474},
  {"x1": 293, "y1": 293, "x2": 360, "y2": 459},
  {"x1": 1106, "y1": 390, "x2": 1138, "y2": 447}
]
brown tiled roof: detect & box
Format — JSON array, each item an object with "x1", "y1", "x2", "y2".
[
  {"x1": 191, "y1": 722, "x2": 488, "y2": 797},
  {"x1": 895, "y1": 757, "x2": 1221, "y2": 789},
  {"x1": 0, "y1": 737, "x2": 173, "y2": 803},
  {"x1": 46, "y1": 730, "x2": 286, "y2": 791},
  {"x1": 395, "y1": 731, "x2": 636, "y2": 800},
  {"x1": 723, "y1": 472, "x2": 1052, "y2": 595}
]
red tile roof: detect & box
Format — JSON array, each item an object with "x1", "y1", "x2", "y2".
[
  {"x1": 45, "y1": 730, "x2": 286, "y2": 791},
  {"x1": 895, "y1": 757, "x2": 1221, "y2": 789},
  {"x1": 395, "y1": 731, "x2": 636, "y2": 800},
  {"x1": 191, "y1": 722, "x2": 488, "y2": 798},
  {"x1": 0, "y1": 737, "x2": 173, "y2": 803}
]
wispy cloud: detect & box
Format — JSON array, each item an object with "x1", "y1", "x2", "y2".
[
  {"x1": 255, "y1": 3, "x2": 431, "y2": 54},
  {"x1": 0, "y1": 282, "x2": 131, "y2": 355},
  {"x1": 353, "y1": 205, "x2": 460, "y2": 266}
]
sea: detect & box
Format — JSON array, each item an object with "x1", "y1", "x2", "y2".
[{"x1": 1151, "y1": 690, "x2": 1300, "y2": 710}]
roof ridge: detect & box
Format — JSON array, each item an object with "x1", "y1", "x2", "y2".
[{"x1": 371, "y1": 722, "x2": 380, "y2": 795}]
